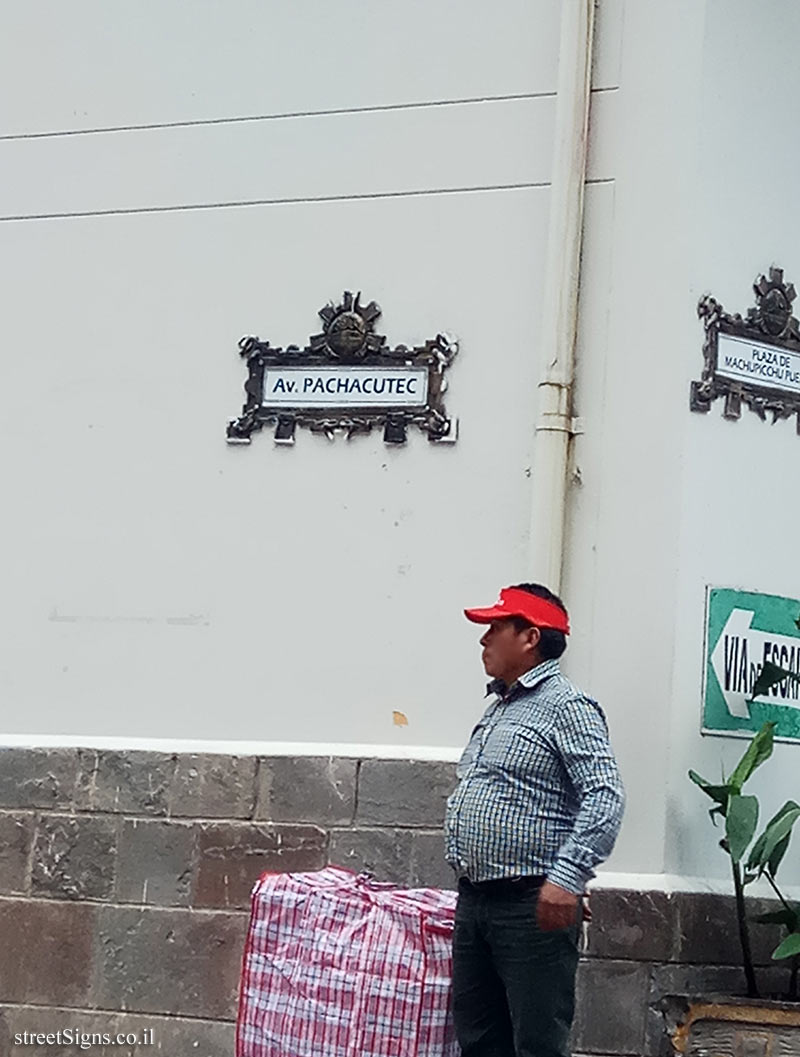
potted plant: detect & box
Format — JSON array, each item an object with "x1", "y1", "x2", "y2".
[{"x1": 671, "y1": 662, "x2": 800, "y2": 1052}]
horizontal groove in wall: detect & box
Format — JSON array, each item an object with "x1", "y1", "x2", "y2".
[
  {"x1": 0, "y1": 88, "x2": 617, "y2": 143},
  {"x1": 0, "y1": 1000, "x2": 236, "y2": 1024},
  {"x1": 0, "y1": 892, "x2": 245, "y2": 915},
  {"x1": 0, "y1": 92, "x2": 562, "y2": 142},
  {"x1": 0, "y1": 180, "x2": 616, "y2": 224},
  {"x1": 0, "y1": 182, "x2": 552, "y2": 224}
]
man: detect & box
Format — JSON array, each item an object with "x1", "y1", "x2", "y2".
[{"x1": 445, "y1": 583, "x2": 624, "y2": 1057}]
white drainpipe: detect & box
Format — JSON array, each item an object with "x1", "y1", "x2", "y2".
[{"x1": 528, "y1": 0, "x2": 595, "y2": 593}]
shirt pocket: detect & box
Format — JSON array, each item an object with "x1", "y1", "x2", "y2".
[{"x1": 481, "y1": 721, "x2": 549, "y2": 780}]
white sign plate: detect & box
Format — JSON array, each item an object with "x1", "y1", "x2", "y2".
[
  {"x1": 262, "y1": 367, "x2": 429, "y2": 408},
  {"x1": 716, "y1": 333, "x2": 800, "y2": 394}
]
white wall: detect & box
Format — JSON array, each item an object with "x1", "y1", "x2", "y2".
[
  {"x1": 1, "y1": 1, "x2": 587, "y2": 748},
  {"x1": 667, "y1": 0, "x2": 800, "y2": 884},
  {"x1": 563, "y1": 0, "x2": 707, "y2": 882},
  {"x1": 566, "y1": 0, "x2": 800, "y2": 884}
]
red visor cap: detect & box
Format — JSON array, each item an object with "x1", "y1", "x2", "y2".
[{"x1": 464, "y1": 587, "x2": 570, "y2": 634}]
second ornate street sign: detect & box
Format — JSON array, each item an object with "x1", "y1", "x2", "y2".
[
  {"x1": 692, "y1": 266, "x2": 800, "y2": 432},
  {"x1": 227, "y1": 292, "x2": 458, "y2": 447}
]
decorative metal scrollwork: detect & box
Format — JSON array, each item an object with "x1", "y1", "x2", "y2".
[
  {"x1": 227, "y1": 292, "x2": 458, "y2": 446},
  {"x1": 692, "y1": 267, "x2": 800, "y2": 433}
]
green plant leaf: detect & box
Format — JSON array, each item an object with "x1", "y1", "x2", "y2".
[
  {"x1": 748, "y1": 830, "x2": 790, "y2": 878},
  {"x1": 726, "y1": 794, "x2": 759, "y2": 863},
  {"x1": 688, "y1": 770, "x2": 731, "y2": 812},
  {"x1": 760, "y1": 806, "x2": 800, "y2": 870},
  {"x1": 747, "y1": 800, "x2": 800, "y2": 876},
  {"x1": 755, "y1": 908, "x2": 800, "y2": 929},
  {"x1": 772, "y1": 931, "x2": 800, "y2": 960},
  {"x1": 747, "y1": 831, "x2": 769, "y2": 874},
  {"x1": 752, "y1": 662, "x2": 800, "y2": 699},
  {"x1": 728, "y1": 722, "x2": 776, "y2": 791},
  {"x1": 769, "y1": 834, "x2": 792, "y2": 877}
]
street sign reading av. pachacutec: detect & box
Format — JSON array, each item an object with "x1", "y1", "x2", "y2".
[{"x1": 704, "y1": 587, "x2": 800, "y2": 741}]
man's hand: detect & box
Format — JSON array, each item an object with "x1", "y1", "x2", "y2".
[{"x1": 536, "y1": 881, "x2": 580, "y2": 931}]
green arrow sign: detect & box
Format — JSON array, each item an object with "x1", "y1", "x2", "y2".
[{"x1": 704, "y1": 587, "x2": 800, "y2": 740}]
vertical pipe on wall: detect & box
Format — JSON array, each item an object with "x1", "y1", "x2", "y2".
[{"x1": 528, "y1": 0, "x2": 595, "y2": 593}]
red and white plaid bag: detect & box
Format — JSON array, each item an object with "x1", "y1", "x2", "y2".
[{"x1": 236, "y1": 866, "x2": 459, "y2": 1057}]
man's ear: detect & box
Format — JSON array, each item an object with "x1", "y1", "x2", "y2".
[{"x1": 526, "y1": 626, "x2": 542, "y2": 653}]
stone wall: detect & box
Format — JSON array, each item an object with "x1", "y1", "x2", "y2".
[{"x1": 0, "y1": 748, "x2": 789, "y2": 1056}]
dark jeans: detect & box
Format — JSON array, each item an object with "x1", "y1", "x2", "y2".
[{"x1": 451, "y1": 878, "x2": 580, "y2": 1057}]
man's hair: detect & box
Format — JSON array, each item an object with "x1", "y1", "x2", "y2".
[{"x1": 508, "y1": 582, "x2": 568, "y2": 659}]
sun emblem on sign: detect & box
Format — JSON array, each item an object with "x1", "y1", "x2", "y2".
[
  {"x1": 749, "y1": 267, "x2": 799, "y2": 340},
  {"x1": 310, "y1": 291, "x2": 385, "y2": 361}
]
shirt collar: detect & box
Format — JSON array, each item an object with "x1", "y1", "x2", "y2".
[{"x1": 485, "y1": 658, "x2": 561, "y2": 698}]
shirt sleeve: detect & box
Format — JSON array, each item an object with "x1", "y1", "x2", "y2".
[{"x1": 546, "y1": 696, "x2": 626, "y2": 894}]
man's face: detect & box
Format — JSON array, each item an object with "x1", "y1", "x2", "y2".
[{"x1": 479, "y1": 618, "x2": 540, "y2": 686}]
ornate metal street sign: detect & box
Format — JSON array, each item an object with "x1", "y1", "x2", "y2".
[
  {"x1": 226, "y1": 292, "x2": 458, "y2": 446},
  {"x1": 692, "y1": 266, "x2": 800, "y2": 432}
]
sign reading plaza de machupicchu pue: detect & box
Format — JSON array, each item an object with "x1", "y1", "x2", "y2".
[
  {"x1": 226, "y1": 292, "x2": 458, "y2": 446},
  {"x1": 703, "y1": 587, "x2": 800, "y2": 741},
  {"x1": 691, "y1": 266, "x2": 800, "y2": 431}
]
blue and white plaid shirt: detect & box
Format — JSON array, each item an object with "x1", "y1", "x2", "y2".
[{"x1": 444, "y1": 659, "x2": 625, "y2": 893}]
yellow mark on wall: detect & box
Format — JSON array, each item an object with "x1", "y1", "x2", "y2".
[{"x1": 392, "y1": 711, "x2": 409, "y2": 727}]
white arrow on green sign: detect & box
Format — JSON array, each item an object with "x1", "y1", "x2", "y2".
[{"x1": 704, "y1": 587, "x2": 800, "y2": 740}]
